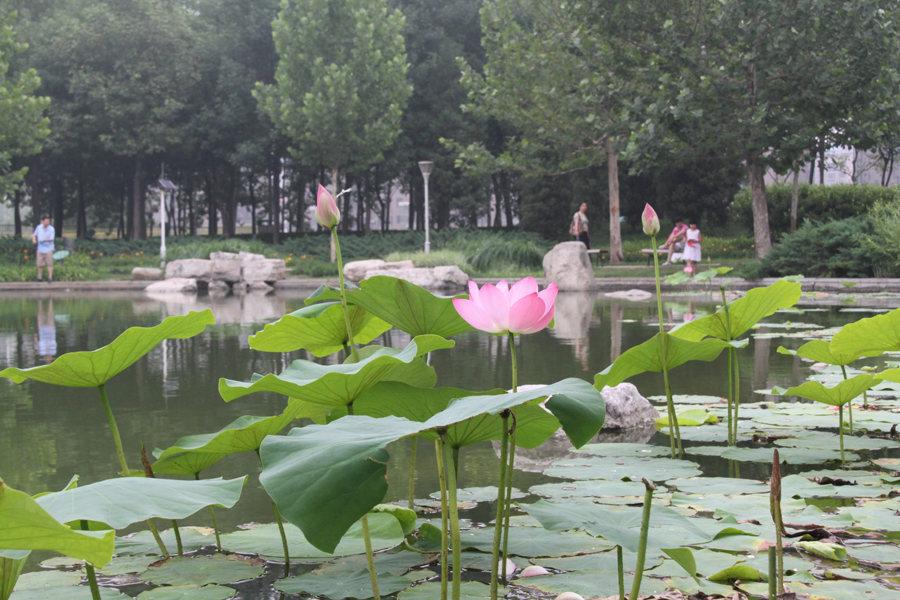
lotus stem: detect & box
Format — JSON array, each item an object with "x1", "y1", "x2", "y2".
[
  {"x1": 332, "y1": 228, "x2": 358, "y2": 361},
  {"x1": 768, "y1": 546, "x2": 777, "y2": 600},
  {"x1": 270, "y1": 499, "x2": 291, "y2": 578},
  {"x1": 490, "y1": 412, "x2": 510, "y2": 600},
  {"x1": 726, "y1": 347, "x2": 734, "y2": 445},
  {"x1": 863, "y1": 389, "x2": 869, "y2": 409},
  {"x1": 651, "y1": 234, "x2": 681, "y2": 458},
  {"x1": 442, "y1": 432, "x2": 461, "y2": 600},
  {"x1": 408, "y1": 437, "x2": 417, "y2": 511},
  {"x1": 840, "y1": 365, "x2": 853, "y2": 434},
  {"x1": 501, "y1": 426, "x2": 516, "y2": 584},
  {"x1": 171, "y1": 520, "x2": 183, "y2": 555},
  {"x1": 838, "y1": 405, "x2": 846, "y2": 464},
  {"x1": 617, "y1": 545, "x2": 625, "y2": 600},
  {"x1": 629, "y1": 478, "x2": 656, "y2": 600},
  {"x1": 720, "y1": 286, "x2": 735, "y2": 446},
  {"x1": 194, "y1": 473, "x2": 222, "y2": 550},
  {"x1": 732, "y1": 349, "x2": 741, "y2": 443},
  {"x1": 361, "y1": 515, "x2": 381, "y2": 600},
  {"x1": 770, "y1": 450, "x2": 785, "y2": 595},
  {"x1": 435, "y1": 438, "x2": 449, "y2": 600},
  {"x1": 98, "y1": 384, "x2": 129, "y2": 475},
  {"x1": 146, "y1": 518, "x2": 170, "y2": 558},
  {"x1": 81, "y1": 520, "x2": 102, "y2": 600}
]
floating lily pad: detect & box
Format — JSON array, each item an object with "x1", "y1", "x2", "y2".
[
  {"x1": 518, "y1": 569, "x2": 667, "y2": 598},
  {"x1": 428, "y1": 486, "x2": 524, "y2": 504},
  {"x1": 545, "y1": 456, "x2": 702, "y2": 481},
  {"x1": 116, "y1": 528, "x2": 215, "y2": 556},
  {"x1": 314, "y1": 552, "x2": 427, "y2": 576},
  {"x1": 398, "y1": 582, "x2": 504, "y2": 600},
  {"x1": 97, "y1": 555, "x2": 157, "y2": 576},
  {"x1": 786, "y1": 578, "x2": 900, "y2": 600},
  {"x1": 572, "y1": 443, "x2": 672, "y2": 458},
  {"x1": 458, "y1": 526, "x2": 613, "y2": 557},
  {"x1": 529, "y1": 480, "x2": 648, "y2": 500},
  {"x1": 535, "y1": 550, "x2": 663, "y2": 572},
  {"x1": 774, "y1": 431, "x2": 900, "y2": 451},
  {"x1": 708, "y1": 563, "x2": 766, "y2": 582},
  {"x1": 10, "y1": 588, "x2": 123, "y2": 600},
  {"x1": 665, "y1": 477, "x2": 768, "y2": 496},
  {"x1": 647, "y1": 549, "x2": 742, "y2": 578},
  {"x1": 12, "y1": 570, "x2": 82, "y2": 590},
  {"x1": 140, "y1": 554, "x2": 263, "y2": 586},
  {"x1": 274, "y1": 569, "x2": 410, "y2": 599},
  {"x1": 135, "y1": 585, "x2": 236, "y2": 600},
  {"x1": 649, "y1": 394, "x2": 724, "y2": 405},
  {"x1": 686, "y1": 445, "x2": 854, "y2": 463},
  {"x1": 847, "y1": 544, "x2": 900, "y2": 563}
]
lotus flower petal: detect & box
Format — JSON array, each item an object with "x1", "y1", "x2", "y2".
[
  {"x1": 452, "y1": 298, "x2": 501, "y2": 333},
  {"x1": 508, "y1": 293, "x2": 547, "y2": 334},
  {"x1": 315, "y1": 184, "x2": 341, "y2": 229},
  {"x1": 642, "y1": 203, "x2": 660, "y2": 236},
  {"x1": 509, "y1": 276, "x2": 539, "y2": 305},
  {"x1": 453, "y1": 278, "x2": 557, "y2": 335}
]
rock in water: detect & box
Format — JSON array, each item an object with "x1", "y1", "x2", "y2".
[
  {"x1": 165, "y1": 258, "x2": 211, "y2": 281},
  {"x1": 343, "y1": 259, "x2": 386, "y2": 282},
  {"x1": 145, "y1": 278, "x2": 198, "y2": 294},
  {"x1": 542, "y1": 242, "x2": 596, "y2": 291},
  {"x1": 131, "y1": 267, "x2": 163, "y2": 281},
  {"x1": 600, "y1": 383, "x2": 660, "y2": 429}
]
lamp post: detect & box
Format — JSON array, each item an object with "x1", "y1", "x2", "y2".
[
  {"x1": 158, "y1": 179, "x2": 177, "y2": 268},
  {"x1": 418, "y1": 161, "x2": 434, "y2": 254}
]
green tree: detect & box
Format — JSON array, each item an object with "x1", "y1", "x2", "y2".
[{"x1": 257, "y1": 0, "x2": 412, "y2": 240}]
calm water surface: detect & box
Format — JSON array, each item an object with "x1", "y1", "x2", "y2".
[{"x1": 1, "y1": 287, "x2": 895, "y2": 535}]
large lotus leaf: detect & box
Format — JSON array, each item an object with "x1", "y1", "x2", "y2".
[
  {"x1": 786, "y1": 579, "x2": 900, "y2": 600},
  {"x1": 670, "y1": 280, "x2": 802, "y2": 341},
  {"x1": 218, "y1": 335, "x2": 452, "y2": 405},
  {"x1": 773, "y1": 374, "x2": 876, "y2": 407},
  {"x1": 777, "y1": 340, "x2": 880, "y2": 367},
  {"x1": 351, "y1": 382, "x2": 560, "y2": 449},
  {"x1": 665, "y1": 477, "x2": 769, "y2": 496},
  {"x1": 686, "y1": 445, "x2": 854, "y2": 463},
  {"x1": 249, "y1": 302, "x2": 391, "y2": 355},
  {"x1": 307, "y1": 276, "x2": 471, "y2": 338},
  {"x1": 36, "y1": 477, "x2": 245, "y2": 530},
  {"x1": 0, "y1": 479, "x2": 113, "y2": 567},
  {"x1": 399, "y1": 582, "x2": 503, "y2": 600},
  {"x1": 830, "y1": 307, "x2": 900, "y2": 358},
  {"x1": 0, "y1": 310, "x2": 215, "y2": 387},
  {"x1": 1, "y1": 554, "x2": 26, "y2": 600},
  {"x1": 140, "y1": 554, "x2": 263, "y2": 586},
  {"x1": 259, "y1": 379, "x2": 605, "y2": 553},
  {"x1": 275, "y1": 569, "x2": 410, "y2": 599},
  {"x1": 594, "y1": 333, "x2": 742, "y2": 391},
  {"x1": 149, "y1": 452, "x2": 228, "y2": 477},
  {"x1": 521, "y1": 499, "x2": 708, "y2": 552},
  {"x1": 314, "y1": 551, "x2": 426, "y2": 576},
  {"x1": 10, "y1": 570, "x2": 82, "y2": 591},
  {"x1": 114, "y1": 528, "x2": 213, "y2": 556},
  {"x1": 544, "y1": 456, "x2": 702, "y2": 481},
  {"x1": 528, "y1": 480, "x2": 648, "y2": 500},
  {"x1": 135, "y1": 585, "x2": 236, "y2": 600},
  {"x1": 10, "y1": 588, "x2": 124, "y2": 600},
  {"x1": 535, "y1": 551, "x2": 664, "y2": 573},
  {"x1": 458, "y1": 526, "x2": 613, "y2": 557},
  {"x1": 518, "y1": 570, "x2": 667, "y2": 598},
  {"x1": 155, "y1": 403, "x2": 304, "y2": 460},
  {"x1": 344, "y1": 345, "x2": 436, "y2": 389}
]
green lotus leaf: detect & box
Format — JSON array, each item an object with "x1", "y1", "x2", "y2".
[
  {"x1": 259, "y1": 379, "x2": 606, "y2": 553},
  {"x1": 149, "y1": 452, "x2": 228, "y2": 477},
  {"x1": 1, "y1": 553, "x2": 27, "y2": 600},
  {"x1": 670, "y1": 280, "x2": 801, "y2": 341},
  {"x1": 0, "y1": 479, "x2": 114, "y2": 567},
  {"x1": 306, "y1": 275, "x2": 471, "y2": 338},
  {"x1": 0, "y1": 310, "x2": 215, "y2": 387},
  {"x1": 594, "y1": 333, "x2": 742, "y2": 390},
  {"x1": 830, "y1": 306, "x2": 900, "y2": 358},
  {"x1": 275, "y1": 569, "x2": 410, "y2": 599},
  {"x1": 457, "y1": 526, "x2": 613, "y2": 557},
  {"x1": 10, "y1": 587, "x2": 124, "y2": 600},
  {"x1": 776, "y1": 339, "x2": 880, "y2": 366},
  {"x1": 248, "y1": 302, "x2": 391, "y2": 355},
  {"x1": 140, "y1": 553, "x2": 263, "y2": 586},
  {"x1": 662, "y1": 547, "x2": 699, "y2": 582},
  {"x1": 795, "y1": 541, "x2": 848, "y2": 561},
  {"x1": 9, "y1": 569, "x2": 82, "y2": 591},
  {"x1": 218, "y1": 335, "x2": 453, "y2": 405},
  {"x1": 135, "y1": 585, "x2": 236, "y2": 600},
  {"x1": 515, "y1": 570, "x2": 666, "y2": 598},
  {"x1": 369, "y1": 504, "x2": 417, "y2": 536},
  {"x1": 708, "y1": 564, "x2": 766, "y2": 582},
  {"x1": 155, "y1": 403, "x2": 304, "y2": 460},
  {"x1": 772, "y1": 374, "x2": 876, "y2": 407},
  {"x1": 398, "y1": 581, "x2": 502, "y2": 600},
  {"x1": 36, "y1": 477, "x2": 245, "y2": 530}
]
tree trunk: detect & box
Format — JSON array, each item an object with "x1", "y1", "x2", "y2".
[
  {"x1": 407, "y1": 174, "x2": 416, "y2": 230},
  {"x1": 886, "y1": 150, "x2": 895, "y2": 187},
  {"x1": 747, "y1": 152, "x2": 772, "y2": 258},
  {"x1": 207, "y1": 173, "x2": 218, "y2": 237},
  {"x1": 118, "y1": 176, "x2": 126, "y2": 239},
  {"x1": 187, "y1": 177, "x2": 196, "y2": 236},
  {"x1": 606, "y1": 140, "x2": 624, "y2": 263},
  {"x1": 818, "y1": 148, "x2": 825, "y2": 185},
  {"x1": 222, "y1": 166, "x2": 236, "y2": 239},
  {"x1": 249, "y1": 172, "x2": 257, "y2": 236},
  {"x1": 29, "y1": 161, "x2": 41, "y2": 227},
  {"x1": 53, "y1": 177, "x2": 64, "y2": 237},
  {"x1": 501, "y1": 172, "x2": 514, "y2": 228},
  {"x1": 790, "y1": 167, "x2": 800, "y2": 233},
  {"x1": 808, "y1": 157, "x2": 815, "y2": 184},
  {"x1": 13, "y1": 188, "x2": 21, "y2": 237},
  {"x1": 491, "y1": 174, "x2": 502, "y2": 228},
  {"x1": 271, "y1": 161, "x2": 281, "y2": 245},
  {"x1": 133, "y1": 156, "x2": 146, "y2": 240},
  {"x1": 77, "y1": 176, "x2": 87, "y2": 238},
  {"x1": 295, "y1": 178, "x2": 306, "y2": 233}
]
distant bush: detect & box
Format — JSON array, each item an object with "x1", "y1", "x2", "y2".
[
  {"x1": 861, "y1": 198, "x2": 900, "y2": 277},
  {"x1": 751, "y1": 217, "x2": 874, "y2": 278},
  {"x1": 731, "y1": 184, "x2": 900, "y2": 236},
  {"x1": 384, "y1": 249, "x2": 474, "y2": 272}
]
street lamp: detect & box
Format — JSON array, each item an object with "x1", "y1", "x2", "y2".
[
  {"x1": 158, "y1": 179, "x2": 177, "y2": 267},
  {"x1": 418, "y1": 161, "x2": 434, "y2": 254}
]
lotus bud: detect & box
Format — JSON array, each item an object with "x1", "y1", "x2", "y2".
[
  {"x1": 642, "y1": 203, "x2": 660, "y2": 236},
  {"x1": 315, "y1": 184, "x2": 341, "y2": 229},
  {"x1": 555, "y1": 593, "x2": 585, "y2": 600},
  {"x1": 520, "y1": 565, "x2": 550, "y2": 577}
]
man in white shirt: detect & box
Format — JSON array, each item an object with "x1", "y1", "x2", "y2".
[{"x1": 32, "y1": 216, "x2": 55, "y2": 283}]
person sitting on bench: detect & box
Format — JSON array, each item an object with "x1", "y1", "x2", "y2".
[{"x1": 661, "y1": 217, "x2": 687, "y2": 266}]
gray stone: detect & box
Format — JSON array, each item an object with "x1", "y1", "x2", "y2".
[
  {"x1": 344, "y1": 259, "x2": 386, "y2": 282},
  {"x1": 131, "y1": 267, "x2": 163, "y2": 281},
  {"x1": 232, "y1": 281, "x2": 249, "y2": 294},
  {"x1": 433, "y1": 265, "x2": 469, "y2": 289},
  {"x1": 210, "y1": 259, "x2": 243, "y2": 283},
  {"x1": 599, "y1": 383, "x2": 659, "y2": 430},
  {"x1": 145, "y1": 278, "x2": 198, "y2": 294},
  {"x1": 209, "y1": 251, "x2": 239, "y2": 260},
  {"x1": 605, "y1": 289, "x2": 653, "y2": 302},
  {"x1": 165, "y1": 259, "x2": 211, "y2": 281},
  {"x1": 542, "y1": 242, "x2": 596, "y2": 291},
  {"x1": 249, "y1": 281, "x2": 274, "y2": 294},
  {"x1": 238, "y1": 251, "x2": 266, "y2": 261},
  {"x1": 208, "y1": 280, "x2": 230, "y2": 293},
  {"x1": 241, "y1": 258, "x2": 286, "y2": 284},
  {"x1": 383, "y1": 260, "x2": 415, "y2": 270},
  {"x1": 366, "y1": 267, "x2": 435, "y2": 288}
]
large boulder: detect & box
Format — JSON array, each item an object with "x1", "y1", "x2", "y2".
[
  {"x1": 241, "y1": 258, "x2": 286, "y2": 284},
  {"x1": 132, "y1": 267, "x2": 163, "y2": 281},
  {"x1": 542, "y1": 242, "x2": 597, "y2": 291},
  {"x1": 210, "y1": 259, "x2": 243, "y2": 283},
  {"x1": 432, "y1": 265, "x2": 469, "y2": 289},
  {"x1": 383, "y1": 260, "x2": 415, "y2": 270},
  {"x1": 344, "y1": 259, "x2": 386, "y2": 282},
  {"x1": 145, "y1": 278, "x2": 198, "y2": 294},
  {"x1": 165, "y1": 259, "x2": 211, "y2": 281},
  {"x1": 599, "y1": 383, "x2": 659, "y2": 429},
  {"x1": 209, "y1": 251, "x2": 239, "y2": 260},
  {"x1": 367, "y1": 268, "x2": 435, "y2": 288},
  {"x1": 238, "y1": 251, "x2": 266, "y2": 261}
]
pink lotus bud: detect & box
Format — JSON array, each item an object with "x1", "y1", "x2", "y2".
[
  {"x1": 642, "y1": 203, "x2": 660, "y2": 236},
  {"x1": 315, "y1": 184, "x2": 340, "y2": 229},
  {"x1": 520, "y1": 565, "x2": 550, "y2": 577}
]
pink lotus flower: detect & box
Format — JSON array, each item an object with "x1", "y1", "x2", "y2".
[
  {"x1": 642, "y1": 203, "x2": 660, "y2": 236},
  {"x1": 453, "y1": 277, "x2": 558, "y2": 335},
  {"x1": 315, "y1": 184, "x2": 341, "y2": 229},
  {"x1": 683, "y1": 265, "x2": 693, "y2": 273}
]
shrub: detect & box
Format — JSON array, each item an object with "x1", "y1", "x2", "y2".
[
  {"x1": 731, "y1": 184, "x2": 900, "y2": 236},
  {"x1": 752, "y1": 217, "x2": 874, "y2": 278},
  {"x1": 383, "y1": 249, "x2": 474, "y2": 272},
  {"x1": 860, "y1": 198, "x2": 900, "y2": 277}
]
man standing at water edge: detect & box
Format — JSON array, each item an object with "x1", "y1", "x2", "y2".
[{"x1": 32, "y1": 216, "x2": 55, "y2": 283}]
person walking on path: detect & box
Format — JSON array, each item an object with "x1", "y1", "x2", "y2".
[
  {"x1": 32, "y1": 216, "x2": 55, "y2": 283},
  {"x1": 682, "y1": 220, "x2": 702, "y2": 275},
  {"x1": 661, "y1": 217, "x2": 688, "y2": 266},
  {"x1": 571, "y1": 202, "x2": 590, "y2": 247}
]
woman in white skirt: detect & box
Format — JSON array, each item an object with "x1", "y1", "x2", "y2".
[{"x1": 683, "y1": 220, "x2": 702, "y2": 275}]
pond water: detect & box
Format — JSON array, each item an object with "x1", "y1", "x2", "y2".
[{"x1": 3, "y1": 286, "x2": 900, "y2": 598}]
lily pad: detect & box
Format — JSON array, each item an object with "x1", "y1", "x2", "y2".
[
  {"x1": 398, "y1": 582, "x2": 503, "y2": 600},
  {"x1": 786, "y1": 578, "x2": 899, "y2": 600},
  {"x1": 518, "y1": 569, "x2": 667, "y2": 598},
  {"x1": 96, "y1": 555, "x2": 157, "y2": 575},
  {"x1": 140, "y1": 554, "x2": 263, "y2": 586},
  {"x1": 665, "y1": 477, "x2": 768, "y2": 495},
  {"x1": 774, "y1": 431, "x2": 900, "y2": 451},
  {"x1": 458, "y1": 526, "x2": 614, "y2": 557},
  {"x1": 274, "y1": 569, "x2": 410, "y2": 599},
  {"x1": 707, "y1": 563, "x2": 766, "y2": 582},
  {"x1": 428, "y1": 487, "x2": 525, "y2": 504},
  {"x1": 528, "y1": 480, "x2": 648, "y2": 500},
  {"x1": 536, "y1": 551, "x2": 663, "y2": 572},
  {"x1": 314, "y1": 551, "x2": 426, "y2": 576},
  {"x1": 685, "y1": 445, "x2": 854, "y2": 463},
  {"x1": 544, "y1": 456, "x2": 702, "y2": 481},
  {"x1": 573, "y1": 443, "x2": 672, "y2": 458},
  {"x1": 10, "y1": 589, "x2": 123, "y2": 600},
  {"x1": 134, "y1": 585, "x2": 236, "y2": 600},
  {"x1": 115, "y1": 528, "x2": 214, "y2": 556},
  {"x1": 11, "y1": 571, "x2": 82, "y2": 590}
]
